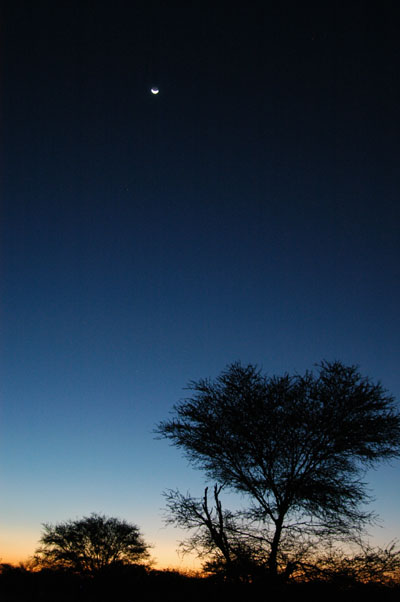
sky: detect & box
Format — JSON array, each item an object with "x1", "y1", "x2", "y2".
[{"x1": 1, "y1": 1, "x2": 399, "y2": 569}]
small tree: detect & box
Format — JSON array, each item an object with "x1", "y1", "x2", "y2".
[
  {"x1": 164, "y1": 485, "x2": 270, "y2": 582},
  {"x1": 157, "y1": 361, "x2": 400, "y2": 579},
  {"x1": 34, "y1": 513, "x2": 150, "y2": 573}
]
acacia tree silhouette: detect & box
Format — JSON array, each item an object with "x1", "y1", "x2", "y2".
[
  {"x1": 157, "y1": 361, "x2": 400, "y2": 580},
  {"x1": 34, "y1": 513, "x2": 150, "y2": 573}
]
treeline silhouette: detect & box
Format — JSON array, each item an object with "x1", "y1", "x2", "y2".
[{"x1": 1, "y1": 560, "x2": 400, "y2": 602}]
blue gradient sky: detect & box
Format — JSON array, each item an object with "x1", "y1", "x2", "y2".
[{"x1": 1, "y1": 1, "x2": 399, "y2": 567}]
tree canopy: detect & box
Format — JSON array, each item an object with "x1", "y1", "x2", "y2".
[
  {"x1": 34, "y1": 513, "x2": 150, "y2": 573},
  {"x1": 157, "y1": 361, "x2": 400, "y2": 578}
]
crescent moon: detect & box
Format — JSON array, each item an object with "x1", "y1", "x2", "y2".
[{"x1": 151, "y1": 87, "x2": 159, "y2": 95}]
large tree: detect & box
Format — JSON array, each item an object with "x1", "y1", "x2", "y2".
[
  {"x1": 34, "y1": 513, "x2": 150, "y2": 573},
  {"x1": 157, "y1": 361, "x2": 400, "y2": 579}
]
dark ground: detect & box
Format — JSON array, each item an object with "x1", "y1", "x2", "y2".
[{"x1": 1, "y1": 564, "x2": 399, "y2": 602}]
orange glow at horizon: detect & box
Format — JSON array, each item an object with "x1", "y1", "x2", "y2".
[
  {"x1": 0, "y1": 527, "x2": 39, "y2": 565},
  {"x1": 0, "y1": 529, "x2": 202, "y2": 572}
]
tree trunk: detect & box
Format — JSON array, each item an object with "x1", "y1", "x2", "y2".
[{"x1": 268, "y1": 516, "x2": 284, "y2": 578}]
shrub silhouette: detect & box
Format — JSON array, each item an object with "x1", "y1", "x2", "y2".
[{"x1": 33, "y1": 513, "x2": 150, "y2": 574}]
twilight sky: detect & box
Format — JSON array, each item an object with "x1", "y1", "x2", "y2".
[{"x1": 1, "y1": 1, "x2": 399, "y2": 568}]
